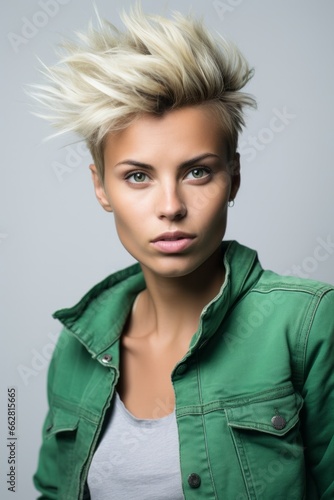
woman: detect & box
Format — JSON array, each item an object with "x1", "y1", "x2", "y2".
[{"x1": 32, "y1": 6, "x2": 334, "y2": 499}]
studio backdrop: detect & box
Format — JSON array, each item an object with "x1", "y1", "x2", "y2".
[{"x1": 1, "y1": 1, "x2": 334, "y2": 498}]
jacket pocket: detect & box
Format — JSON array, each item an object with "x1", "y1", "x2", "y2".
[
  {"x1": 45, "y1": 406, "x2": 79, "y2": 438},
  {"x1": 225, "y1": 384, "x2": 306, "y2": 500},
  {"x1": 45, "y1": 406, "x2": 80, "y2": 497}
]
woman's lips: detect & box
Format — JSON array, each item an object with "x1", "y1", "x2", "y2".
[{"x1": 150, "y1": 233, "x2": 195, "y2": 253}]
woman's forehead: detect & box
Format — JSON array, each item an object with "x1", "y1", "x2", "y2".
[{"x1": 103, "y1": 105, "x2": 229, "y2": 163}]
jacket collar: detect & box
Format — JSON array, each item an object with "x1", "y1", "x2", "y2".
[
  {"x1": 53, "y1": 240, "x2": 263, "y2": 358},
  {"x1": 187, "y1": 240, "x2": 263, "y2": 353}
]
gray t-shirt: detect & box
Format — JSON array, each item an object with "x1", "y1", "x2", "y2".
[{"x1": 87, "y1": 392, "x2": 184, "y2": 499}]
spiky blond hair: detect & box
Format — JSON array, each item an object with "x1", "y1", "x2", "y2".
[{"x1": 31, "y1": 5, "x2": 256, "y2": 180}]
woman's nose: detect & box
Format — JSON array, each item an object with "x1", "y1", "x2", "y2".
[{"x1": 156, "y1": 182, "x2": 187, "y2": 221}]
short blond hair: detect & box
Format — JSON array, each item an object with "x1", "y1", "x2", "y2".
[{"x1": 31, "y1": 5, "x2": 256, "y2": 179}]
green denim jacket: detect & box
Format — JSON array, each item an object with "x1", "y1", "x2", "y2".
[{"x1": 33, "y1": 240, "x2": 334, "y2": 499}]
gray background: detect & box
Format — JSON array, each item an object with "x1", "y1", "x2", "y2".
[{"x1": 1, "y1": 0, "x2": 334, "y2": 498}]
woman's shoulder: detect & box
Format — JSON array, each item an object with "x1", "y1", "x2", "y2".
[
  {"x1": 256, "y1": 267, "x2": 334, "y2": 296},
  {"x1": 226, "y1": 239, "x2": 334, "y2": 304}
]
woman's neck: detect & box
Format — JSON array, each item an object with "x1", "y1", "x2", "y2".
[{"x1": 132, "y1": 247, "x2": 225, "y2": 347}]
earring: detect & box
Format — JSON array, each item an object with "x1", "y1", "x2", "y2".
[{"x1": 228, "y1": 200, "x2": 235, "y2": 208}]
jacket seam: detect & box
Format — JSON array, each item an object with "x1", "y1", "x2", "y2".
[
  {"x1": 176, "y1": 383, "x2": 294, "y2": 416},
  {"x1": 51, "y1": 394, "x2": 103, "y2": 424},
  {"x1": 298, "y1": 289, "x2": 331, "y2": 391},
  {"x1": 252, "y1": 283, "x2": 333, "y2": 295},
  {"x1": 196, "y1": 352, "x2": 218, "y2": 499},
  {"x1": 228, "y1": 424, "x2": 254, "y2": 498},
  {"x1": 238, "y1": 251, "x2": 258, "y2": 292},
  {"x1": 78, "y1": 389, "x2": 116, "y2": 500}
]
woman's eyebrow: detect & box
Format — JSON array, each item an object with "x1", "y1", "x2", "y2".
[
  {"x1": 179, "y1": 153, "x2": 221, "y2": 168},
  {"x1": 113, "y1": 153, "x2": 221, "y2": 170},
  {"x1": 113, "y1": 160, "x2": 154, "y2": 171}
]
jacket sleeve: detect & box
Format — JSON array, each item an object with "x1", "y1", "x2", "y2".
[
  {"x1": 33, "y1": 331, "x2": 64, "y2": 499},
  {"x1": 301, "y1": 288, "x2": 334, "y2": 499}
]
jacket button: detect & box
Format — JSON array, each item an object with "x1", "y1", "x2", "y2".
[
  {"x1": 188, "y1": 473, "x2": 201, "y2": 488},
  {"x1": 271, "y1": 414, "x2": 286, "y2": 430},
  {"x1": 101, "y1": 354, "x2": 112, "y2": 363},
  {"x1": 176, "y1": 364, "x2": 187, "y2": 375}
]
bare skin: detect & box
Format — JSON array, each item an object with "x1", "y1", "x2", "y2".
[
  {"x1": 90, "y1": 104, "x2": 240, "y2": 418},
  {"x1": 117, "y1": 247, "x2": 225, "y2": 418}
]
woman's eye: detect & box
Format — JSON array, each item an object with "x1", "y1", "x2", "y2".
[
  {"x1": 186, "y1": 167, "x2": 211, "y2": 180},
  {"x1": 126, "y1": 172, "x2": 149, "y2": 183}
]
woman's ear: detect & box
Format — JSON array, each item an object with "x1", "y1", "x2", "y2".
[
  {"x1": 89, "y1": 164, "x2": 113, "y2": 212},
  {"x1": 229, "y1": 153, "x2": 241, "y2": 202}
]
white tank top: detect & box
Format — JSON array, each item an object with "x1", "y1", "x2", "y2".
[{"x1": 87, "y1": 392, "x2": 184, "y2": 499}]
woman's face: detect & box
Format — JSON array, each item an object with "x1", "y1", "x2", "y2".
[{"x1": 91, "y1": 105, "x2": 240, "y2": 279}]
